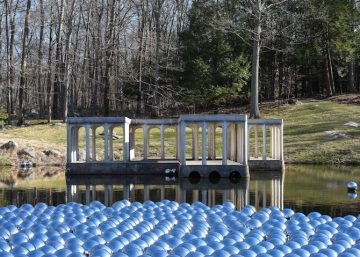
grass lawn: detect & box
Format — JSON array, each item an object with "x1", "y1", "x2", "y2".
[{"x1": 1, "y1": 98, "x2": 360, "y2": 165}]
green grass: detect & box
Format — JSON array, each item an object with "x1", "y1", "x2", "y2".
[
  {"x1": 262, "y1": 100, "x2": 360, "y2": 164},
  {"x1": 1, "y1": 99, "x2": 360, "y2": 164}
]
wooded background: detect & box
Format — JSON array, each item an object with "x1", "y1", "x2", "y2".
[{"x1": 0, "y1": 0, "x2": 359, "y2": 123}]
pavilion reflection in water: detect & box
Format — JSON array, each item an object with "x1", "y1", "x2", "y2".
[{"x1": 65, "y1": 171, "x2": 284, "y2": 210}]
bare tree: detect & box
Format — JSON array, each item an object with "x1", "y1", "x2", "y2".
[{"x1": 18, "y1": 0, "x2": 32, "y2": 125}]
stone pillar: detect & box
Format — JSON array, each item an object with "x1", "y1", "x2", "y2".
[
  {"x1": 236, "y1": 124, "x2": 242, "y2": 164},
  {"x1": 144, "y1": 185, "x2": 150, "y2": 201},
  {"x1": 193, "y1": 190, "x2": 199, "y2": 202},
  {"x1": 129, "y1": 127, "x2": 136, "y2": 160},
  {"x1": 123, "y1": 184, "x2": 130, "y2": 200},
  {"x1": 86, "y1": 185, "x2": 90, "y2": 205},
  {"x1": 201, "y1": 190, "x2": 207, "y2": 205},
  {"x1": 109, "y1": 185, "x2": 114, "y2": 205},
  {"x1": 192, "y1": 126, "x2": 199, "y2": 160},
  {"x1": 92, "y1": 185, "x2": 96, "y2": 200},
  {"x1": 207, "y1": 125, "x2": 212, "y2": 160},
  {"x1": 85, "y1": 124, "x2": 91, "y2": 162},
  {"x1": 92, "y1": 127, "x2": 96, "y2": 161},
  {"x1": 179, "y1": 121, "x2": 186, "y2": 164},
  {"x1": 280, "y1": 122, "x2": 284, "y2": 160},
  {"x1": 160, "y1": 125, "x2": 165, "y2": 159},
  {"x1": 160, "y1": 185, "x2": 165, "y2": 200},
  {"x1": 123, "y1": 123, "x2": 130, "y2": 161},
  {"x1": 175, "y1": 127, "x2": 179, "y2": 160},
  {"x1": 143, "y1": 125, "x2": 149, "y2": 160},
  {"x1": 109, "y1": 127, "x2": 114, "y2": 161},
  {"x1": 104, "y1": 184, "x2": 109, "y2": 206},
  {"x1": 222, "y1": 121, "x2": 228, "y2": 165},
  {"x1": 247, "y1": 125, "x2": 251, "y2": 162},
  {"x1": 230, "y1": 125, "x2": 236, "y2": 161},
  {"x1": 202, "y1": 122, "x2": 207, "y2": 165},
  {"x1": 262, "y1": 125, "x2": 267, "y2": 160},
  {"x1": 255, "y1": 126, "x2": 258, "y2": 158},
  {"x1": 67, "y1": 125, "x2": 71, "y2": 163},
  {"x1": 72, "y1": 127, "x2": 77, "y2": 162},
  {"x1": 104, "y1": 124, "x2": 109, "y2": 161},
  {"x1": 180, "y1": 189, "x2": 186, "y2": 203},
  {"x1": 263, "y1": 180, "x2": 266, "y2": 208},
  {"x1": 275, "y1": 127, "x2": 279, "y2": 159}
]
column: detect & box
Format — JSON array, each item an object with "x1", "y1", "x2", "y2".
[
  {"x1": 262, "y1": 180, "x2": 266, "y2": 208},
  {"x1": 109, "y1": 185, "x2": 114, "y2": 205},
  {"x1": 255, "y1": 126, "x2": 258, "y2": 158},
  {"x1": 104, "y1": 124, "x2": 109, "y2": 161},
  {"x1": 129, "y1": 127, "x2": 136, "y2": 160},
  {"x1": 236, "y1": 125, "x2": 242, "y2": 164},
  {"x1": 92, "y1": 127, "x2": 97, "y2": 161},
  {"x1": 179, "y1": 121, "x2": 186, "y2": 164},
  {"x1": 104, "y1": 185, "x2": 109, "y2": 206},
  {"x1": 109, "y1": 127, "x2": 114, "y2": 161},
  {"x1": 66, "y1": 185, "x2": 71, "y2": 202},
  {"x1": 180, "y1": 189, "x2": 186, "y2": 203},
  {"x1": 222, "y1": 121, "x2": 228, "y2": 165},
  {"x1": 92, "y1": 185, "x2": 96, "y2": 200},
  {"x1": 262, "y1": 125, "x2": 267, "y2": 160},
  {"x1": 213, "y1": 125, "x2": 217, "y2": 159},
  {"x1": 202, "y1": 122, "x2": 207, "y2": 165},
  {"x1": 160, "y1": 185, "x2": 165, "y2": 200},
  {"x1": 192, "y1": 126, "x2": 199, "y2": 160},
  {"x1": 193, "y1": 190, "x2": 199, "y2": 202},
  {"x1": 67, "y1": 125, "x2": 72, "y2": 163},
  {"x1": 230, "y1": 125, "x2": 236, "y2": 161},
  {"x1": 160, "y1": 125, "x2": 165, "y2": 159},
  {"x1": 280, "y1": 123, "x2": 284, "y2": 160},
  {"x1": 255, "y1": 180, "x2": 259, "y2": 209},
  {"x1": 247, "y1": 125, "x2": 251, "y2": 162},
  {"x1": 123, "y1": 184, "x2": 130, "y2": 200},
  {"x1": 271, "y1": 127, "x2": 275, "y2": 159},
  {"x1": 201, "y1": 190, "x2": 207, "y2": 205},
  {"x1": 123, "y1": 123, "x2": 130, "y2": 161},
  {"x1": 143, "y1": 125, "x2": 149, "y2": 160},
  {"x1": 275, "y1": 127, "x2": 279, "y2": 159},
  {"x1": 85, "y1": 124, "x2": 91, "y2": 162},
  {"x1": 86, "y1": 185, "x2": 90, "y2": 205},
  {"x1": 175, "y1": 127, "x2": 179, "y2": 159},
  {"x1": 72, "y1": 127, "x2": 77, "y2": 162},
  {"x1": 144, "y1": 185, "x2": 150, "y2": 201}
]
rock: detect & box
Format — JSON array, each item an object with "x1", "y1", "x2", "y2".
[
  {"x1": 288, "y1": 99, "x2": 302, "y2": 105},
  {"x1": 0, "y1": 141, "x2": 18, "y2": 154},
  {"x1": 50, "y1": 123, "x2": 63, "y2": 126},
  {"x1": 325, "y1": 130, "x2": 351, "y2": 140},
  {"x1": 43, "y1": 149, "x2": 61, "y2": 157},
  {"x1": 344, "y1": 121, "x2": 359, "y2": 128},
  {"x1": 17, "y1": 148, "x2": 35, "y2": 158}
]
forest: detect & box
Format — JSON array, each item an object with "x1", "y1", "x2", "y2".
[{"x1": 0, "y1": 0, "x2": 359, "y2": 124}]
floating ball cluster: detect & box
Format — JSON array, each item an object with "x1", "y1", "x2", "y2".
[{"x1": 0, "y1": 201, "x2": 360, "y2": 256}]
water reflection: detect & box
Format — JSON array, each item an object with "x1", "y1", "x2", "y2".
[{"x1": 65, "y1": 172, "x2": 284, "y2": 210}]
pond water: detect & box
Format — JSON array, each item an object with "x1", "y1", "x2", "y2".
[{"x1": 0, "y1": 165, "x2": 359, "y2": 217}]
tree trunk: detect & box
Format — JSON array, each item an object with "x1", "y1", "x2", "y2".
[
  {"x1": 17, "y1": 0, "x2": 31, "y2": 125},
  {"x1": 103, "y1": 0, "x2": 116, "y2": 116},
  {"x1": 63, "y1": 0, "x2": 76, "y2": 122},
  {"x1": 327, "y1": 47, "x2": 335, "y2": 95},
  {"x1": 250, "y1": 0, "x2": 261, "y2": 119},
  {"x1": 37, "y1": 0, "x2": 45, "y2": 113},
  {"x1": 47, "y1": 5, "x2": 54, "y2": 123},
  {"x1": 5, "y1": 0, "x2": 18, "y2": 124},
  {"x1": 325, "y1": 57, "x2": 333, "y2": 97},
  {"x1": 348, "y1": 61, "x2": 356, "y2": 93},
  {"x1": 52, "y1": 0, "x2": 64, "y2": 120},
  {"x1": 153, "y1": 0, "x2": 164, "y2": 117}
]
